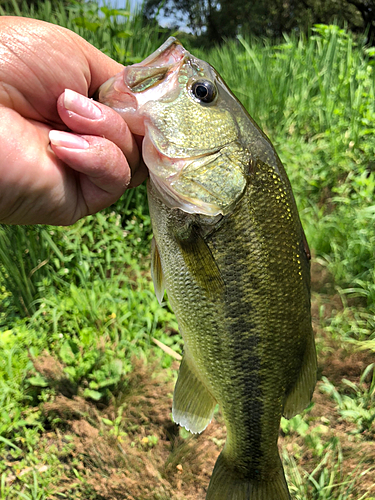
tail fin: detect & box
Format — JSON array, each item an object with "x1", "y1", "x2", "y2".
[{"x1": 206, "y1": 452, "x2": 291, "y2": 500}]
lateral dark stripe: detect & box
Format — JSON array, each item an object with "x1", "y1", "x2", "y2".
[{"x1": 212, "y1": 200, "x2": 264, "y2": 477}]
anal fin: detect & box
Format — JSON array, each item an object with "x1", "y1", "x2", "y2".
[
  {"x1": 283, "y1": 328, "x2": 317, "y2": 419},
  {"x1": 172, "y1": 351, "x2": 217, "y2": 434}
]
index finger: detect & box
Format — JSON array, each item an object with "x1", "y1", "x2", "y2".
[{"x1": 56, "y1": 89, "x2": 141, "y2": 174}]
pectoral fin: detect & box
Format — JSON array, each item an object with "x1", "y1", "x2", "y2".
[
  {"x1": 173, "y1": 350, "x2": 217, "y2": 434},
  {"x1": 283, "y1": 329, "x2": 317, "y2": 419},
  {"x1": 151, "y1": 237, "x2": 165, "y2": 305},
  {"x1": 178, "y1": 227, "x2": 225, "y2": 299}
]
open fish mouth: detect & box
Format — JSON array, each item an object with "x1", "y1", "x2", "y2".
[
  {"x1": 98, "y1": 38, "x2": 186, "y2": 101},
  {"x1": 97, "y1": 37, "x2": 187, "y2": 136},
  {"x1": 124, "y1": 38, "x2": 186, "y2": 93}
]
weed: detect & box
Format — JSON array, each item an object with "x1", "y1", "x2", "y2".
[
  {"x1": 284, "y1": 441, "x2": 373, "y2": 499},
  {"x1": 320, "y1": 364, "x2": 375, "y2": 437}
]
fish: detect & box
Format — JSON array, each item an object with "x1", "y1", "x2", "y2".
[{"x1": 98, "y1": 37, "x2": 317, "y2": 500}]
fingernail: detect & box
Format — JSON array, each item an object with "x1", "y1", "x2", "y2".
[
  {"x1": 49, "y1": 130, "x2": 89, "y2": 149},
  {"x1": 64, "y1": 89, "x2": 102, "y2": 119}
]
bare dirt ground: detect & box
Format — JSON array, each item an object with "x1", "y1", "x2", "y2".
[
  {"x1": 28, "y1": 261, "x2": 375, "y2": 499},
  {"x1": 39, "y1": 358, "x2": 223, "y2": 499}
]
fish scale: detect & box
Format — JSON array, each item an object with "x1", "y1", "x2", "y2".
[{"x1": 98, "y1": 36, "x2": 317, "y2": 500}]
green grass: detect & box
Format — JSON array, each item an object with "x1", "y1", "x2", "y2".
[
  {"x1": 321, "y1": 364, "x2": 375, "y2": 437},
  {"x1": 0, "y1": 3, "x2": 374, "y2": 498}
]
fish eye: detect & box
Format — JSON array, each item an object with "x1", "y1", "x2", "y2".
[{"x1": 191, "y1": 80, "x2": 217, "y2": 103}]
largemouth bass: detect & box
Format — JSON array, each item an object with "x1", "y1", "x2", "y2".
[{"x1": 98, "y1": 38, "x2": 317, "y2": 500}]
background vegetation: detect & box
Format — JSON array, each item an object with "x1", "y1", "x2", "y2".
[
  {"x1": 0, "y1": 1, "x2": 374, "y2": 499},
  {"x1": 142, "y1": 0, "x2": 375, "y2": 45}
]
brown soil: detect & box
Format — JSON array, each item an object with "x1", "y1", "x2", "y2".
[
  {"x1": 34, "y1": 353, "x2": 375, "y2": 500},
  {"x1": 38, "y1": 359, "x2": 224, "y2": 499},
  {"x1": 24, "y1": 260, "x2": 375, "y2": 499}
]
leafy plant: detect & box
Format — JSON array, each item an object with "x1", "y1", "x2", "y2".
[
  {"x1": 320, "y1": 365, "x2": 375, "y2": 436},
  {"x1": 284, "y1": 439, "x2": 372, "y2": 500}
]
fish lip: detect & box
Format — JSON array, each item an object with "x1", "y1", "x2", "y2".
[
  {"x1": 123, "y1": 37, "x2": 186, "y2": 92},
  {"x1": 97, "y1": 38, "x2": 187, "y2": 137},
  {"x1": 136, "y1": 37, "x2": 184, "y2": 66}
]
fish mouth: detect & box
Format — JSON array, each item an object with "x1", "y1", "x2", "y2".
[
  {"x1": 124, "y1": 37, "x2": 186, "y2": 93},
  {"x1": 97, "y1": 37, "x2": 187, "y2": 135}
]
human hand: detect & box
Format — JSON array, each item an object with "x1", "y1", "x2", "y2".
[{"x1": 0, "y1": 16, "x2": 147, "y2": 225}]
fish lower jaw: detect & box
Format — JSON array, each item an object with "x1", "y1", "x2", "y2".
[
  {"x1": 144, "y1": 138, "x2": 227, "y2": 216},
  {"x1": 149, "y1": 173, "x2": 224, "y2": 216},
  {"x1": 98, "y1": 74, "x2": 146, "y2": 135}
]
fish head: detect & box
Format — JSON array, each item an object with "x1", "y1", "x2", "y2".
[{"x1": 98, "y1": 37, "x2": 253, "y2": 216}]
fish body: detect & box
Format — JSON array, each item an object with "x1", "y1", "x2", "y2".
[{"x1": 98, "y1": 38, "x2": 317, "y2": 500}]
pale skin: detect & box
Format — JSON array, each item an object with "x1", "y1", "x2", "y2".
[{"x1": 0, "y1": 16, "x2": 147, "y2": 226}]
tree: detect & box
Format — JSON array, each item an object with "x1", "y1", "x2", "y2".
[
  {"x1": 143, "y1": 0, "x2": 371, "y2": 43},
  {"x1": 346, "y1": 0, "x2": 375, "y2": 40}
]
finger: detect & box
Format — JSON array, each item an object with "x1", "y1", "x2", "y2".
[
  {"x1": 49, "y1": 130, "x2": 132, "y2": 216},
  {"x1": 56, "y1": 89, "x2": 141, "y2": 176}
]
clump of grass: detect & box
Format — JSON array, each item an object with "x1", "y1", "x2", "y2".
[
  {"x1": 0, "y1": 225, "x2": 55, "y2": 317},
  {"x1": 284, "y1": 443, "x2": 372, "y2": 500},
  {"x1": 320, "y1": 364, "x2": 375, "y2": 438},
  {"x1": 25, "y1": 271, "x2": 179, "y2": 402},
  {"x1": 281, "y1": 395, "x2": 375, "y2": 499},
  {"x1": 0, "y1": 189, "x2": 153, "y2": 317}
]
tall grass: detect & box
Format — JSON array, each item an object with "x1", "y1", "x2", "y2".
[
  {"x1": 200, "y1": 25, "x2": 375, "y2": 194},
  {"x1": 0, "y1": 0, "x2": 164, "y2": 317},
  {"x1": 0, "y1": 13, "x2": 374, "y2": 332},
  {"x1": 0, "y1": 197, "x2": 152, "y2": 318},
  {"x1": 0, "y1": 4, "x2": 373, "y2": 332},
  {"x1": 201, "y1": 26, "x2": 374, "y2": 145},
  {"x1": 0, "y1": 226, "x2": 56, "y2": 317}
]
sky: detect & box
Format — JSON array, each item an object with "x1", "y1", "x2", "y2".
[
  {"x1": 95, "y1": 0, "x2": 185, "y2": 30},
  {"x1": 95, "y1": 0, "x2": 144, "y2": 14}
]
